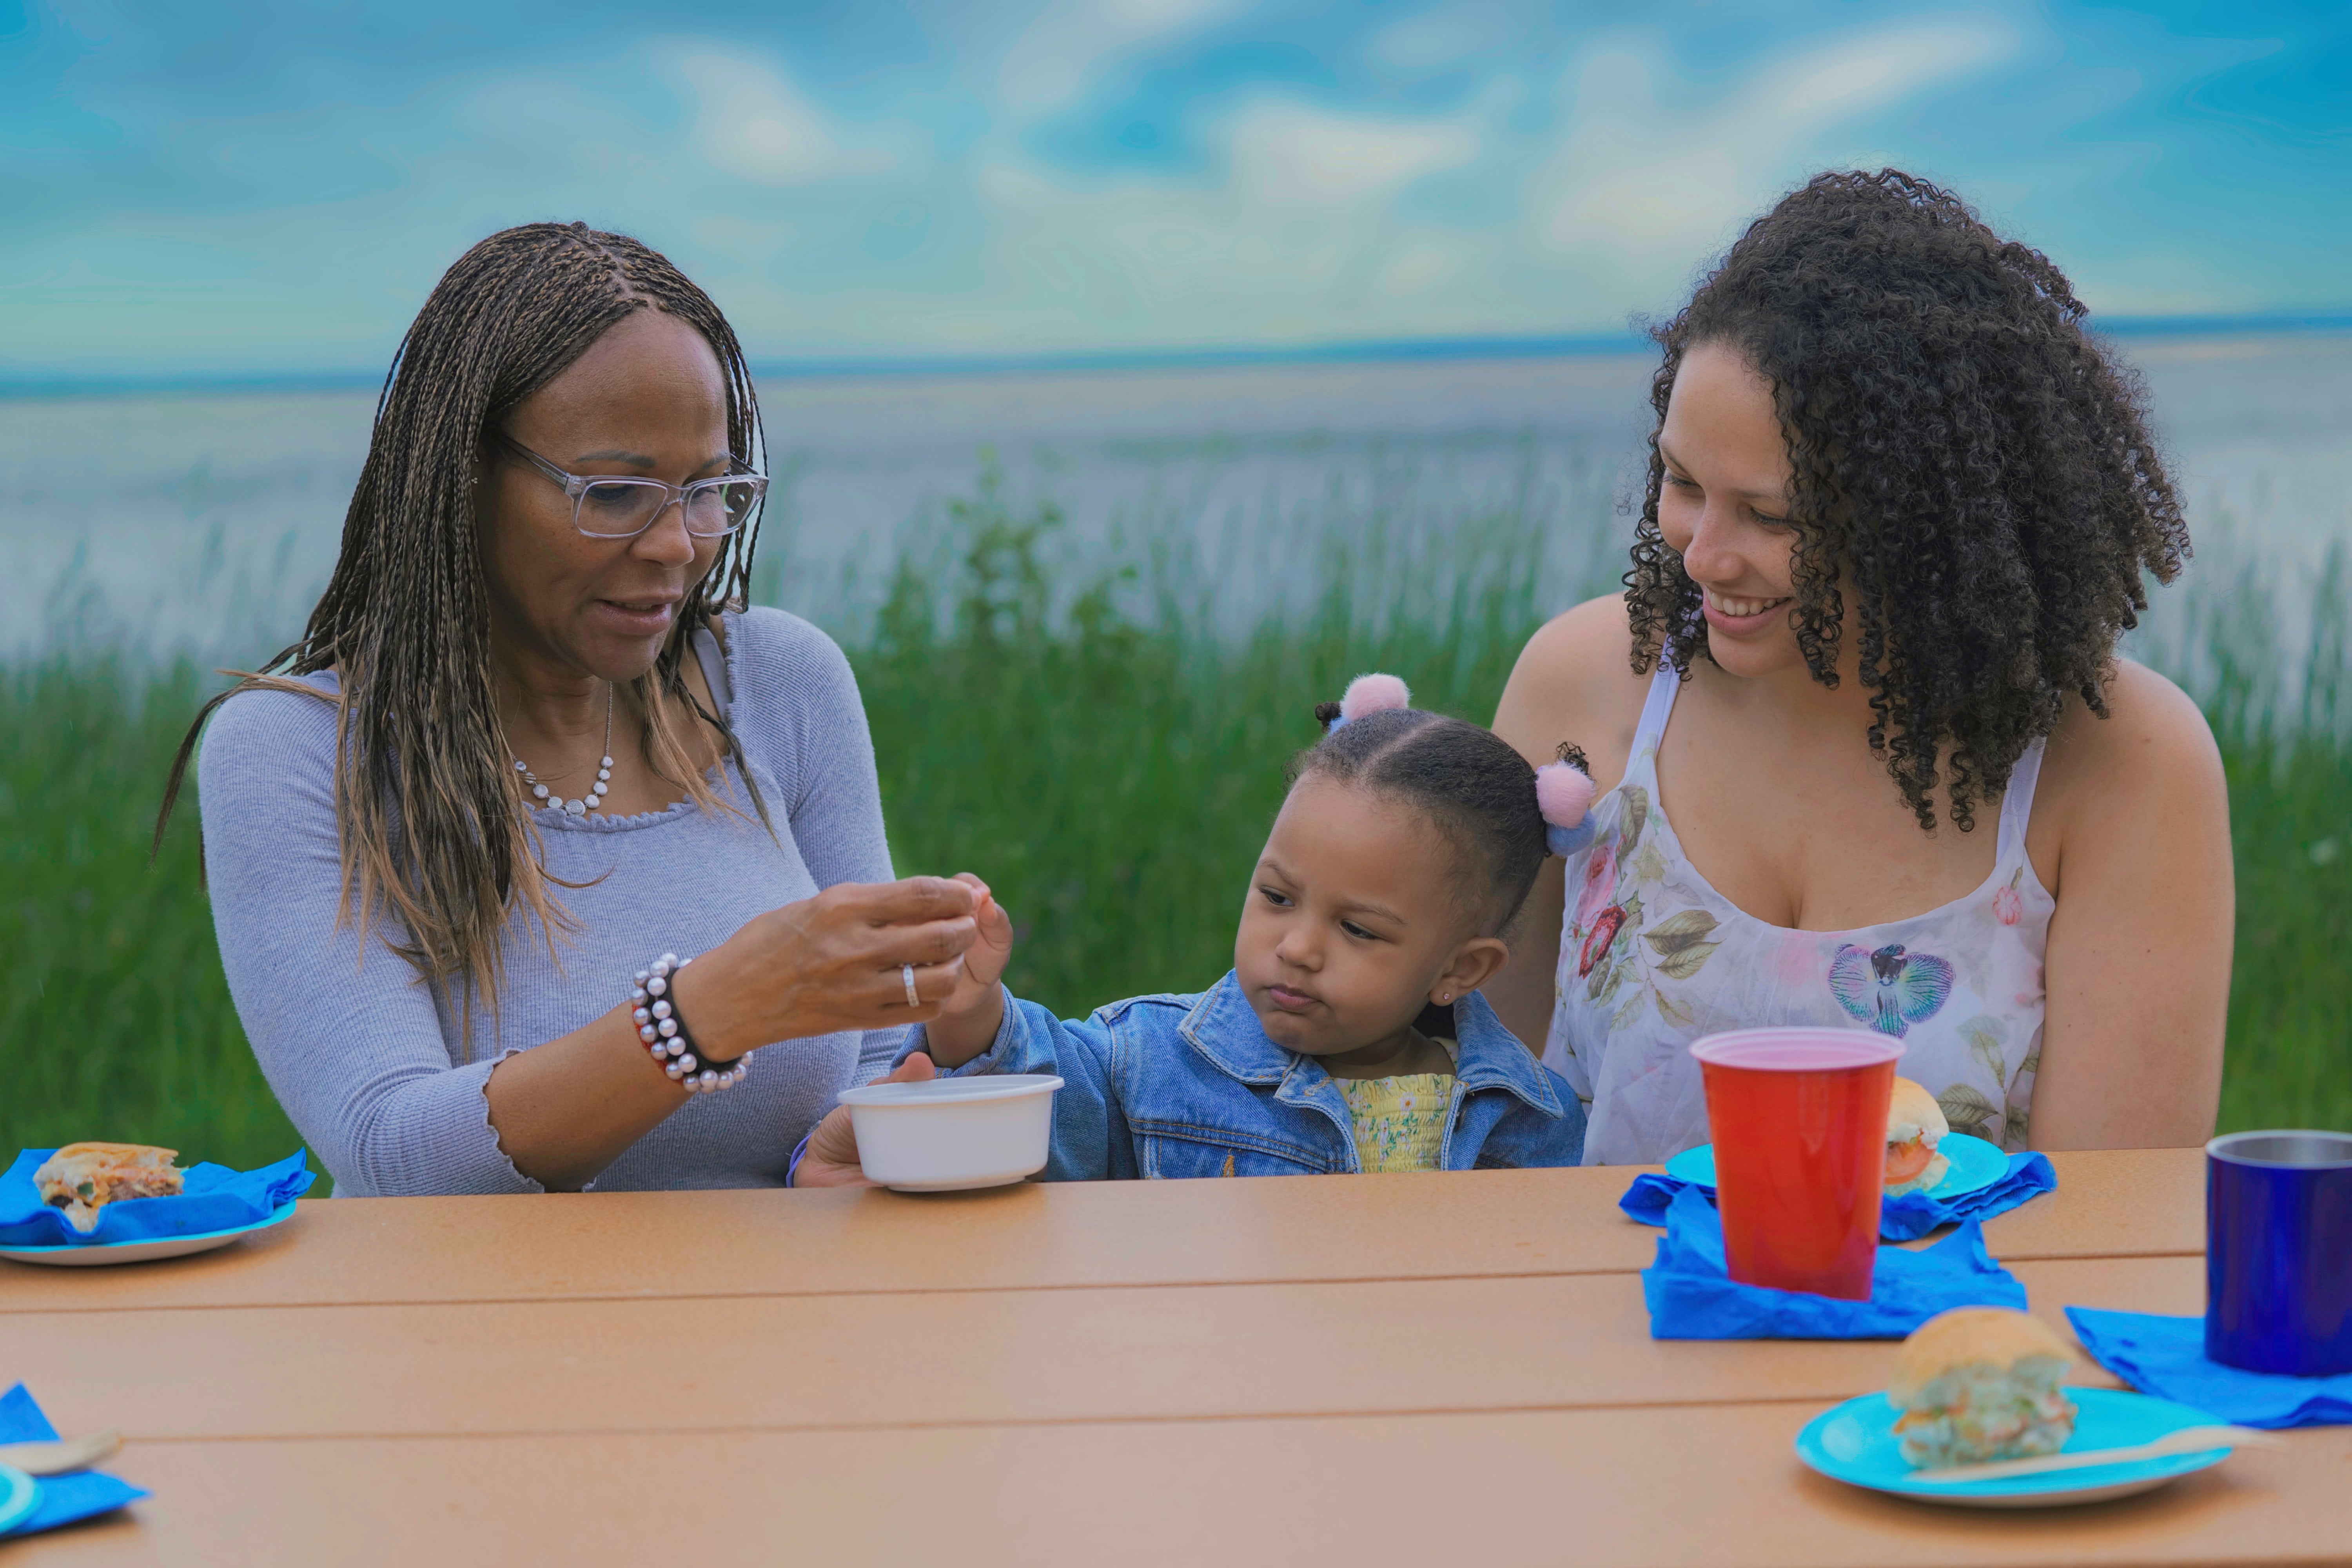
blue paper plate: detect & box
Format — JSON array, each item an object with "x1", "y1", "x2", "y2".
[
  {"x1": 1795, "y1": 1386, "x2": 2234, "y2": 1508},
  {"x1": 0, "y1": 1197, "x2": 300, "y2": 1267},
  {"x1": 0, "y1": 1464, "x2": 36, "y2": 1535},
  {"x1": 1666, "y1": 1132, "x2": 2010, "y2": 1201}
]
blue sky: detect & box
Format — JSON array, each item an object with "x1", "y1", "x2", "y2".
[{"x1": 4, "y1": 1, "x2": 2346, "y2": 377}]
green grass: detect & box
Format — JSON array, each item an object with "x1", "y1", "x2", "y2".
[
  {"x1": 2195, "y1": 550, "x2": 2352, "y2": 1134},
  {"x1": 4, "y1": 470, "x2": 2347, "y2": 1167},
  {"x1": 3, "y1": 658, "x2": 307, "y2": 1165}
]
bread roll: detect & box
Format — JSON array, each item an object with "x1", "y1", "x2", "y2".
[
  {"x1": 33, "y1": 1143, "x2": 184, "y2": 1234},
  {"x1": 1890, "y1": 1307, "x2": 2077, "y2": 1467},
  {"x1": 1885, "y1": 1076, "x2": 1951, "y2": 1196}
]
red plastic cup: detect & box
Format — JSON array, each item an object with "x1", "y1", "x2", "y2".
[{"x1": 1690, "y1": 1027, "x2": 1904, "y2": 1300}]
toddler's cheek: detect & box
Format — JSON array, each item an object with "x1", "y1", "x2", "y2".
[{"x1": 1231, "y1": 902, "x2": 1274, "y2": 970}]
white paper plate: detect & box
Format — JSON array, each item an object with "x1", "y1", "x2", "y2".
[{"x1": 0, "y1": 1197, "x2": 300, "y2": 1267}]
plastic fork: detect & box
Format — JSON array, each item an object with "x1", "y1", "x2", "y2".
[
  {"x1": 0, "y1": 1430, "x2": 122, "y2": 1477},
  {"x1": 1909, "y1": 1424, "x2": 2284, "y2": 1485}
]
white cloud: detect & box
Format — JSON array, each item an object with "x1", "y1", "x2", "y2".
[
  {"x1": 1374, "y1": 241, "x2": 1463, "y2": 299},
  {"x1": 1226, "y1": 100, "x2": 1483, "y2": 206},
  {"x1": 997, "y1": 0, "x2": 1242, "y2": 113},
  {"x1": 411, "y1": 17, "x2": 2055, "y2": 354},
  {"x1": 1370, "y1": 10, "x2": 1518, "y2": 71},
  {"x1": 1537, "y1": 21, "x2": 2022, "y2": 273},
  {"x1": 927, "y1": 91, "x2": 1505, "y2": 348},
  {"x1": 1775, "y1": 31, "x2": 1991, "y2": 118},
  {"x1": 659, "y1": 48, "x2": 892, "y2": 187}
]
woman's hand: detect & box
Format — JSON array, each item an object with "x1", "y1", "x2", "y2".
[
  {"x1": 479, "y1": 878, "x2": 976, "y2": 1194},
  {"x1": 667, "y1": 877, "x2": 982, "y2": 1062},
  {"x1": 791, "y1": 876, "x2": 1009, "y2": 1184},
  {"x1": 793, "y1": 1053, "x2": 937, "y2": 1187},
  {"x1": 922, "y1": 873, "x2": 1014, "y2": 1067}
]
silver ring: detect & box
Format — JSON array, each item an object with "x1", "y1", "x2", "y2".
[{"x1": 902, "y1": 962, "x2": 919, "y2": 1007}]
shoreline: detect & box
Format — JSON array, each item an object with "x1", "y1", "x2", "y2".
[{"x1": 6, "y1": 313, "x2": 2351, "y2": 401}]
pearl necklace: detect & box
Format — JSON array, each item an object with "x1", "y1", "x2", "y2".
[{"x1": 513, "y1": 685, "x2": 614, "y2": 818}]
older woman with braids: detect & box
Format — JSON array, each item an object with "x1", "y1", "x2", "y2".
[
  {"x1": 163, "y1": 222, "x2": 971, "y2": 1194},
  {"x1": 1485, "y1": 171, "x2": 2232, "y2": 1163}
]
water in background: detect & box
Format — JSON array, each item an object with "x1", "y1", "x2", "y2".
[{"x1": 4, "y1": 332, "x2": 2347, "y2": 685}]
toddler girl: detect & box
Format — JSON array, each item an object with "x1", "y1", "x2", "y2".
[{"x1": 794, "y1": 675, "x2": 1596, "y2": 1182}]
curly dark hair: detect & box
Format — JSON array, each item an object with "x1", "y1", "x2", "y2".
[{"x1": 1626, "y1": 168, "x2": 2190, "y2": 830}]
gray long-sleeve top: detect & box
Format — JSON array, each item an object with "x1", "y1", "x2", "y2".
[{"x1": 197, "y1": 607, "x2": 904, "y2": 1195}]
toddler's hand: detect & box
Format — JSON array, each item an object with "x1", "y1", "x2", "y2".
[
  {"x1": 951, "y1": 872, "x2": 1015, "y2": 996},
  {"x1": 926, "y1": 873, "x2": 1012, "y2": 1065}
]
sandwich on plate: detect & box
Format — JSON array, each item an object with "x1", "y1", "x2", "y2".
[
  {"x1": 1885, "y1": 1076, "x2": 1951, "y2": 1196},
  {"x1": 1890, "y1": 1307, "x2": 2078, "y2": 1467},
  {"x1": 33, "y1": 1142, "x2": 185, "y2": 1234}
]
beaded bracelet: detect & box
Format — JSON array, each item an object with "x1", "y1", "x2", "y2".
[{"x1": 629, "y1": 952, "x2": 753, "y2": 1096}]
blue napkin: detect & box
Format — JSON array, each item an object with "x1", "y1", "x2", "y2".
[
  {"x1": 0, "y1": 1149, "x2": 312, "y2": 1247},
  {"x1": 0, "y1": 1385, "x2": 145, "y2": 1539},
  {"x1": 1642, "y1": 1183, "x2": 2028, "y2": 1339},
  {"x1": 1620, "y1": 1152, "x2": 2057, "y2": 1242},
  {"x1": 2066, "y1": 1308, "x2": 2352, "y2": 1430}
]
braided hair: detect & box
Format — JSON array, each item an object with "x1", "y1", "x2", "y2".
[
  {"x1": 158, "y1": 222, "x2": 770, "y2": 1044},
  {"x1": 1627, "y1": 169, "x2": 2189, "y2": 830},
  {"x1": 1299, "y1": 677, "x2": 1591, "y2": 935}
]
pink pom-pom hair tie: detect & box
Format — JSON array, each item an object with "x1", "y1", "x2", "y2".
[
  {"x1": 1325, "y1": 672, "x2": 1412, "y2": 731},
  {"x1": 1535, "y1": 744, "x2": 1598, "y2": 857}
]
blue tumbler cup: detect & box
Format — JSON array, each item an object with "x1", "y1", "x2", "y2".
[{"x1": 2205, "y1": 1130, "x2": 2352, "y2": 1376}]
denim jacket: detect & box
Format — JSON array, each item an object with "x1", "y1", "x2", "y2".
[{"x1": 899, "y1": 971, "x2": 1586, "y2": 1179}]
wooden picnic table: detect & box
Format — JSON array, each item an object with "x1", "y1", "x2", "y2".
[{"x1": 2, "y1": 1147, "x2": 2344, "y2": 1565}]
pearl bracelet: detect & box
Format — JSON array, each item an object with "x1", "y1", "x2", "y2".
[{"x1": 630, "y1": 952, "x2": 752, "y2": 1096}]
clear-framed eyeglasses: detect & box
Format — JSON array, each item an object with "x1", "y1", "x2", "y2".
[{"x1": 497, "y1": 434, "x2": 768, "y2": 540}]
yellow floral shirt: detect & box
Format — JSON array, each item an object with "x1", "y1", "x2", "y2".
[{"x1": 1339, "y1": 1070, "x2": 1457, "y2": 1172}]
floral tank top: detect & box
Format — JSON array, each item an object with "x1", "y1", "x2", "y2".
[{"x1": 1542, "y1": 667, "x2": 2056, "y2": 1166}]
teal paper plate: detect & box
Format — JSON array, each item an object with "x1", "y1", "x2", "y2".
[
  {"x1": 1666, "y1": 1132, "x2": 2010, "y2": 1201},
  {"x1": 0, "y1": 1463, "x2": 36, "y2": 1535},
  {"x1": 1795, "y1": 1387, "x2": 2233, "y2": 1509}
]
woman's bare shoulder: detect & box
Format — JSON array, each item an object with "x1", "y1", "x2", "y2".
[
  {"x1": 2033, "y1": 658, "x2": 2226, "y2": 875},
  {"x1": 1493, "y1": 594, "x2": 1654, "y2": 788},
  {"x1": 2043, "y1": 659, "x2": 2220, "y2": 786}
]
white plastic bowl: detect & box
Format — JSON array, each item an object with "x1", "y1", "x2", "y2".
[{"x1": 835, "y1": 1074, "x2": 1063, "y2": 1191}]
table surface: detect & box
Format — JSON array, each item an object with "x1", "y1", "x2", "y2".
[{"x1": 2, "y1": 1148, "x2": 2342, "y2": 1567}]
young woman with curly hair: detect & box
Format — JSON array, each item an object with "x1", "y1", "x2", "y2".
[{"x1": 1486, "y1": 170, "x2": 2230, "y2": 1163}]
